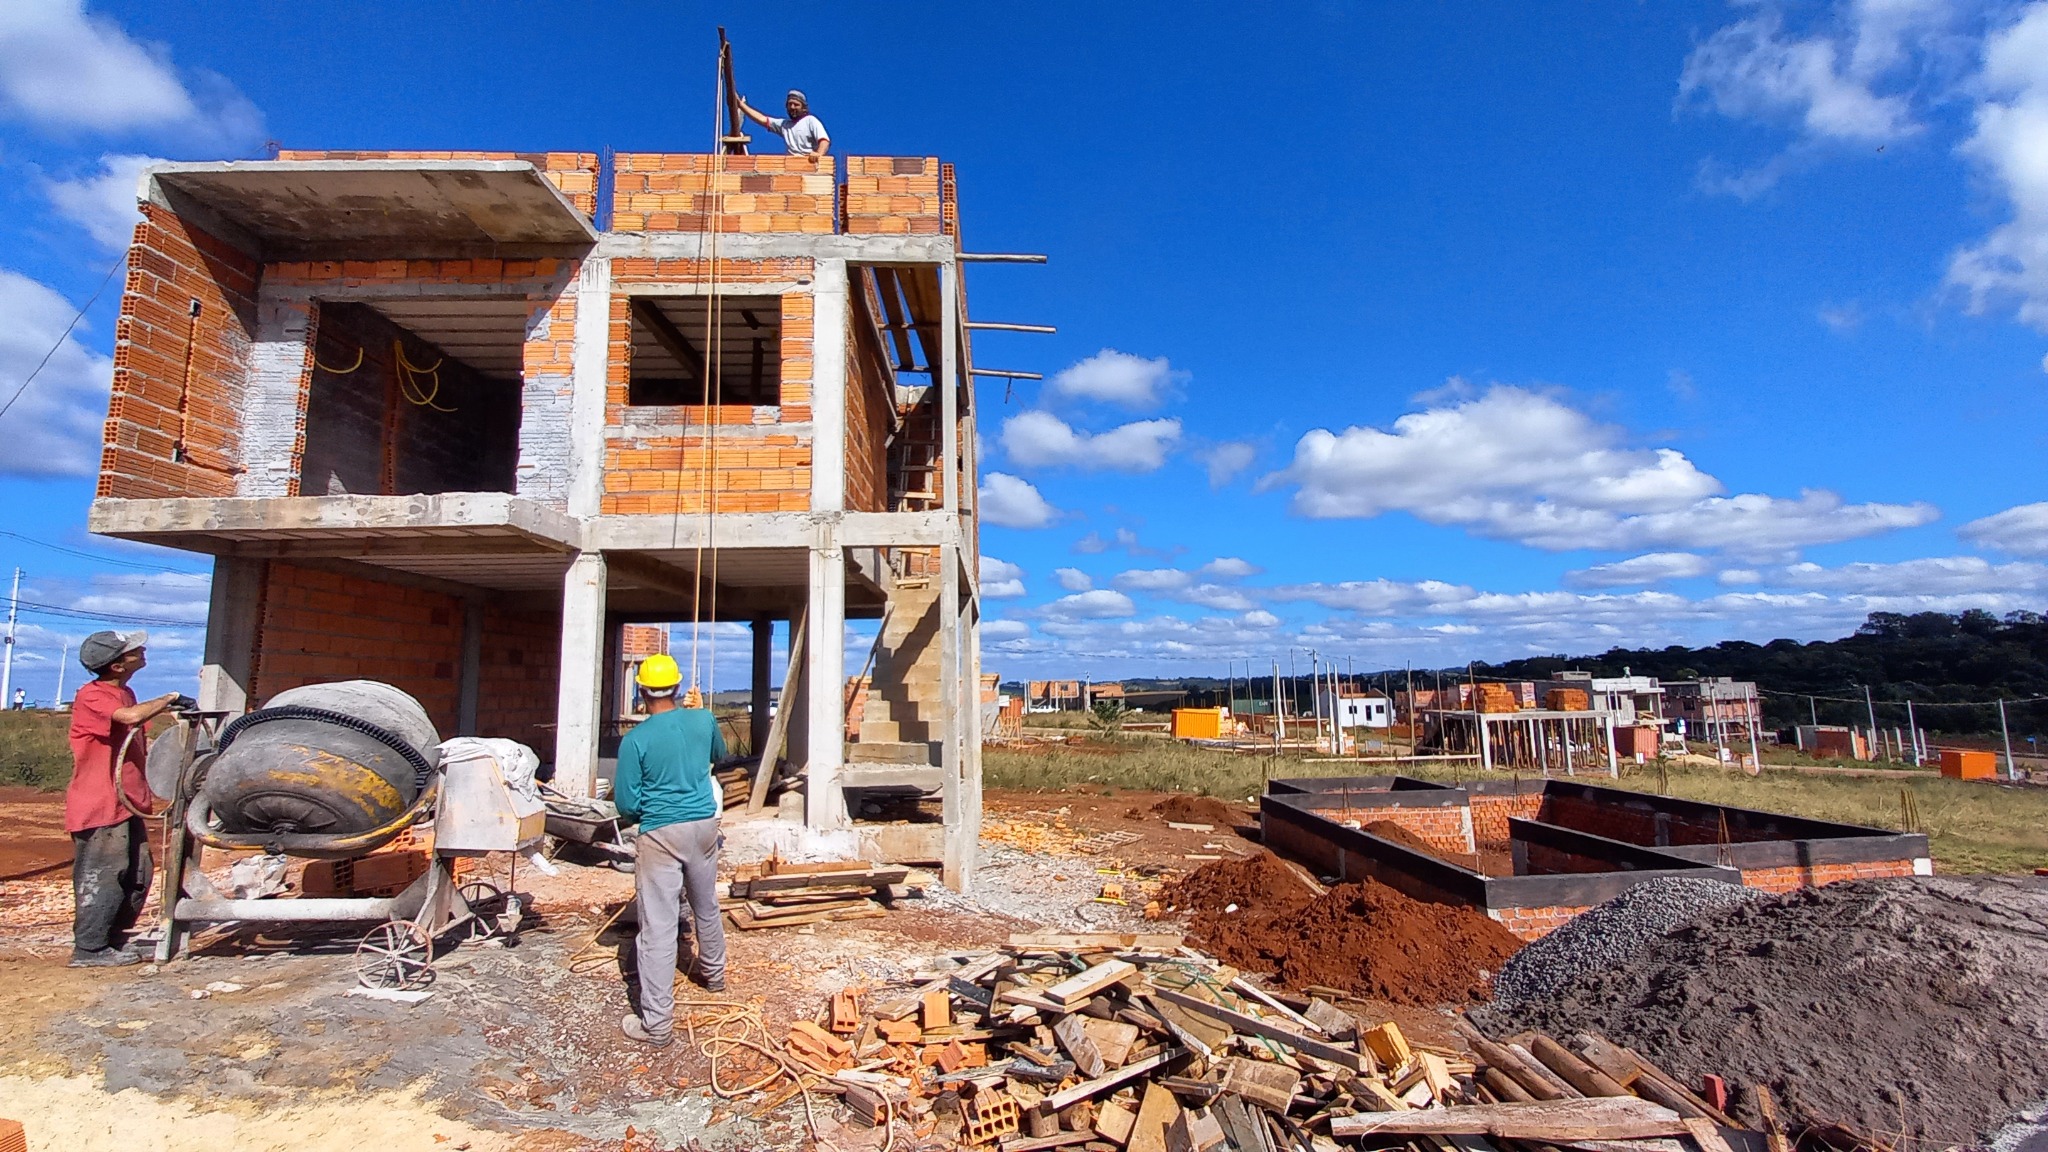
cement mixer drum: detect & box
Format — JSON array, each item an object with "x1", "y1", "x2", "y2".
[{"x1": 202, "y1": 681, "x2": 441, "y2": 836}]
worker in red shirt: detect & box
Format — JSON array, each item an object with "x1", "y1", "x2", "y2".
[{"x1": 66, "y1": 630, "x2": 184, "y2": 967}]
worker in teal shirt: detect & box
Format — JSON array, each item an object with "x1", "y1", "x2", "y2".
[{"x1": 615, "y1": 653, "x2": 728, "y2": 1047}]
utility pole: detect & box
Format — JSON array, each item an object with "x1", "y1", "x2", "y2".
[
  {"x1": 54, "y1": 640, "x2": 68, "y2": 707},
  {"x1": 1864, "y1": 685, "x2": 1881, "y2": 762},
  {"x1": 1, "y1": 567, "x2": 19, "y2": 711},
  {"x1": 1272, "y1": 659, "x2": 1285, "y2": 742},
  {"x1": 1998, "y1": 698, "x2": 2016, "y2": 781},
  {"x1": 1905, "y1": 698, "x2": 1920, "y2": 767}
]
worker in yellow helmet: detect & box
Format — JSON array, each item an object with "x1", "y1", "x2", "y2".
[{"x1": 615, "y1": 652, "x2": 728, "y2": 1046}]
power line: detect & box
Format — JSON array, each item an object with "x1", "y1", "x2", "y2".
[
  {"x1": 1755, "y1": 686, "x2": 2048, "y2": 709},
  {"x1": 0, "y1": 254, "x2": 127, "y2": 423},
  {"x1": 0, "y1": 529, "x2": 198, "y2": 573},
  {"x1": 11, "y1": 598, "x2": 204, "y2": 629}
]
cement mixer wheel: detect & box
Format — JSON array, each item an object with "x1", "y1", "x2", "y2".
[
  {"x1": 356, "y1": 920, "x2": 434, "y2": 990},
  {"x1": 457, "y1": 881, "x2": 509, "y2": 942}
]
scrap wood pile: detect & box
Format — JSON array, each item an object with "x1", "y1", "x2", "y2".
[
  {"x1": 722, "y1": 858, "x2": 922, "y2": 930},
  {"x1": 765, "y1": 932, "x2": 1790, "y2": 1152}
]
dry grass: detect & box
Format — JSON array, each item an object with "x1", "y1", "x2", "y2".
[
  {"x1": 981, "y1": 739, "x2": 2048, "y2": 875},
  {"x1": 0, "y1": 711, "x2": 72, "y2": 791}
]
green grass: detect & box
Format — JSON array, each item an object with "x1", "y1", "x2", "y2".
[
  {"x1": 981, "y1": 739, "x2": 2048, "y2": 875},
  {"x1": 0, "y1": 710, "x2": 72, "y2": 791}
]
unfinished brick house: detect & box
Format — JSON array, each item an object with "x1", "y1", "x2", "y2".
[{"x1": 87, "y1": 150, "x2": 997, "y2": 885}]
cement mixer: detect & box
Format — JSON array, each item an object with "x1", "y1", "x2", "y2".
[{"x1": 151, "y1": 680, "x2": 548, "y2": 988}]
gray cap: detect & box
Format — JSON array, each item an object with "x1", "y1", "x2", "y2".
[{"x1": 79, "y1": 629, "x2": 147, "y2": 672}]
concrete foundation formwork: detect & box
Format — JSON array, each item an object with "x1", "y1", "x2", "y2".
[{"x1": 89, "y1": 152, "x2": 989, "y2": 889}]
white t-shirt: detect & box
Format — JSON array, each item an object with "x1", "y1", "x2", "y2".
[{"x1": 765, "y1": 113, "x2": 829, "y2": 156}]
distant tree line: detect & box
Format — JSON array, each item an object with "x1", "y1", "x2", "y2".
[{"x1": 1471, "y1": 610, "x2": 2048, "y2": 740}]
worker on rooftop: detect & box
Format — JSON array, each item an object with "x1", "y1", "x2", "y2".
[
  {"x1": 615, "y1": 654, "x2": 729, "y2": 1047},
  {"x1": 737, "y1": 89, "x2": 831, "y2": 157},
  {"x1": 65, "y1": 630, "x2": 186, "y2": 968}
]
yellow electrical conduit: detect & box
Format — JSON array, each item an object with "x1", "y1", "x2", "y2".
[{"x1": 310, "y1": 342, "x2": 458, "y2": 412}]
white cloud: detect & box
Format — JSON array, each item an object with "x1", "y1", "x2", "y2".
[
  {"x1": 1179, "y1": 583, "x2": 1258, "y2": 612},
  {"x1": 0, "y1": 2, "x2": 262, "y2": 145},
  {"x1": 1680, "y1": 8, "x2": 1921, "y2": 144},
  {"x1": 1719, "y1": 569, "x2": 1764, "y2": 585},
  {"x1": 1042, "y1": 589, "x2": 1136, "y2": 620},
  {"x1": 1568, "y1": 552, "x2": 1716, "y2": 588},
  {"x1": 982, "y1": 619, "x2": 1030, "y2": 642},
  {"x1": 1960, "y1": 500, "x2": 2048, "y2": 555},
  {"x1": 1817, "y1": 301, "x2": 1866, "y2": 332},
  {"x1": 1777, "y1": 555, "x2": 2048, "y2": 595},
  {"x1": 1053, "y1": 567, "x2": 1094, "y2": 592},
  {"x1": 978, "y1": 472, "x2": 1059, "y2": 529},
  {"x1": 1046, "y1": 349, "x2": 1182, "y2": 408},
  {"x1": 1242, "y1": 610, "x2": 1281, "y2": 628},
  {"x1": 1112, "y1": 568, "x2": 1190, "y2": 593},
  {"x1": 1198, "y1": 557, "x2": 1261, "y2": 580},
  {"x1": 1000, "y1": 410, "x2": 1181, "y2": 473},
  {"x1": 979, "y1": 555, "x2": 1026, "y2": 598},
  {"x1": 45, "y1": 153, "x2": 160, "y2": 249},
  {"x1": 1074, "y1": 527, "x2": 1144, "y2": 555},
  {"x1": 1259, "y1": 385, "x2": 1932, "y2": 558},
  {"x1": 1945, "y1": 4, "x2": 2048, "y2": 331},
  {"x1": 0, "y1": 268, "x2": 116, "y2": 477},
  {"x1": 1198, "y1": 441, "x2": 1257, "y2": 488}
]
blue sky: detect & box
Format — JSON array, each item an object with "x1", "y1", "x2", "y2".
[{"x1": 1, "y1": 1, "x2": 2046, "y2": 697}]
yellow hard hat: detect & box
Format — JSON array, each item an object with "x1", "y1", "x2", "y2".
[{"x1": 636, "y1": 653, "x2": 682, "y2": 689}]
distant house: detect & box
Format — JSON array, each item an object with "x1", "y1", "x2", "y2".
[
  {"x1": 1665, "y1": 677, "x2": 1762, "y2": 742},
  {"x1": 1314, "y1": 686, "x2": 1391, "y2": 729}
]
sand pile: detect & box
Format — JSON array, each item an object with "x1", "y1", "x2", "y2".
[
  {"x1": 1483, "y1": 876, "x2": 2048, "y2": 1147},
  {"x1": 1164, "y1": 851, "x2": 1524, "y2": 1006}
]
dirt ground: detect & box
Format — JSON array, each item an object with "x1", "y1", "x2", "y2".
[{"x1": 0, "y1": 786, "x2": 1471, "y2": 1150}]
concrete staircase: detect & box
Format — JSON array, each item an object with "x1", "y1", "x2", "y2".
[{"x1": 845, "y1": 579, "x2": 945, "y2": 793}]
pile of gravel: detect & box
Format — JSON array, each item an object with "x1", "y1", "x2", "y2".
[{"x1": 1482, "y1": 877, "x2": 1760, "y2": 1015}]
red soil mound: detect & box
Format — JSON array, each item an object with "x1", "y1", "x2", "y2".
[
  {"x1": 1149, "y1": 794, "x2": 1244, "y2": 827},
  {"x1": 1364, "y1": 820, "x2": 1482, "y2": 871},
  {"x1": 1162, "y1": 850, "x2": 1318, "y2": 913},
  {"x1": 1170, "y1": 853, "x2": 1523, "y2": 1005}
]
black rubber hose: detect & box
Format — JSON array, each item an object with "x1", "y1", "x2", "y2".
[{"x1": 217, "y1": 704, "x2": 437, "y2": 789}]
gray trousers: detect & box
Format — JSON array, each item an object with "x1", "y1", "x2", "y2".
[
  {"x1": 632, "y1": 816, "x2": 726, "y2": 1038},
  {"x1": 73, "y1": 817, "x2": 152, "y2": 953}
]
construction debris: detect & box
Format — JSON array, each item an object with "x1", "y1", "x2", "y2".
[
  {"x1": 722, "y1": 859, "x2": 918, "y2": 930},
  {"x1": 763, "y1": 936, "x2": 1790, "y2": 1152}
]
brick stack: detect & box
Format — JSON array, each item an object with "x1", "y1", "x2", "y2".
[
  {"x1": 1474, "y1": 683, "x2": 1522, "y2": 713},
  {"x1": 275, "y1": 150, "x2": 601, "y2": 217},
  {"x1": 99, "y1": 203, "x2": 259, "y2": 499},
  {"x1": 841, "y1": 156, "x2": 944, "y2": 235},
  {"x1": 1545, "y1": 688, "x2": 1591, "y2": 711},
  {"x1": 611, "y1": 154, "x2": 834, "y2": 234}
]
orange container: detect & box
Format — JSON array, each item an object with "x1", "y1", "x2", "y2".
[
  {"x1": 1171, "y1": 707, "x2": 1228, "y2": 740},
  {"x1": 1939, "y1": 749, "x2": 1997, "y2": 780}
]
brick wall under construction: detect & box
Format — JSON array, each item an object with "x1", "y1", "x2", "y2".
[{"x1": 98, "y1": 203, "x2": 258, "y2": 499}]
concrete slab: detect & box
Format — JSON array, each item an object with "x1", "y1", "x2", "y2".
[{"x1": 147, "y1": 160, "x2": 598, "y2": 260}]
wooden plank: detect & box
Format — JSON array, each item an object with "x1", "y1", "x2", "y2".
[
  {"x1": 1229, "y1": 978, "x2": 1322, "y2": 1034},
  {"x1": 1618, "y1": 1046, "x2": 1736, "y2": 1128},
  {"x1": 1530, "y1": 1035, "x2": 1630, "y2": 1098},
  {"x1": 1755, "y1": 1085, "x2": 1792, "y2": 1152},
  {"x1": 1214, "y1": 1055, "x2": 1300, "y2": 1113},
  {"x1": 1046, "y1": 960, "x2": 1138, "y2": 1006},
  {"x1": 747, "y1": 608, "x2": 804, "y2": 812},
  {"x1": 1044, "y1": 1048, "x2": 1185, "y2": 1112},
  {"x1": 742, "y1": 867, "x2": 910, "y2": 894},
  {"x1": 1000, "y1": 1132, "x2": 1095, "y2": 1152},
  {"x1": 1054, "y1": 1014, "x2": 1106, "y2": 1078},
  {"x1": 1009, "y1": 932, "x2": 1185, "y2": 951},
  {"x1": 1329, "y1": 1099, "x2": 1690, "y2": 1142},
  {"x1": 1096, "y1": 1098, "x2": 1138, "y2": 1146},
  {"x1": 1127, "y1": 1082, "x2": 1181, "y2": 1152},
  {"x1": 1082, "y1": 1018, "x2": 1140, "y2": 1068},
  {"x1": 1569, "y1": 1034, "x2": 1646, "y2": 1089},
  {"x1": 1456, "y1": 1025, "x2": 1567, "y2": 1102},
  {"x1": 745, "y1": 896, "x2": 872, "y2": 918},
  {"x1": 1506, "y1": 1041, "x2": 1583, "y2": 1098},
  {"x1": 1683, "y1": 1118, "x2": 1741, "y2": 1152},
  {"x1": 1146, "y1": 987, "x2": 1365, "y2": 1073}
]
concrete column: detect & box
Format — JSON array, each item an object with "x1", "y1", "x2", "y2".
[
  {"x1": 198, "y1": 556, "x2": 265, "y2": 714},
  {"x1": 552, "y1": 551, "x2": 608, "y2": 798},
  {"x1": 939, "y1": 261, "x2": 959, "y2": 512},
  {"x1": 750, "y1": 615, "x2": 773, "y2": 754},
  {"x1": 809, "y1": 258, "x2": 849, "y2": 514},
  {"x1": 785, "y1": 615, "x2": 810, "y2": 782},
  {"x1": 805, "y1": 535, "x2": 846, "y2": 829},
  {"x1": 239, "y1": 294, "x2": 318, "y2": 497},
  {"x1": 562, "y1": 257, "x2": 612, "y2": 518},
  {"x1": 939, "y1": 540, "x2": 965, "y2": 888},
  {"x1": 456, "y1": 599, "x2": 484, "y2": 735}
]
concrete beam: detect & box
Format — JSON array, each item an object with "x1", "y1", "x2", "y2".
[
  {"x1": 198, "y1": 556, "x2": 264, "y2": 715},
  {"x1": 810, "y1": 259, "x2": 849, "y2": 515},
  {"x1": 89, "y1": 494, "x2": 582, "y2": 550},
  {"x1": 596, "y1": 232, "x2": 957, "y2": 264},
  {"x1": 588, "y1": 510, "x2": 958, "y2": 550}
]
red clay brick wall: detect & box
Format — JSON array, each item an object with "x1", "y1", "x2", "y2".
[
  {"x1": 841, "y1": 157, "x2": 944, "y2": 235},
  {"x1": 274, "y1": 150, "x2": 600, "y2": 217},
  {"x1": 1307, "y1": 804, "x2": 1474, "y2": 856},
  {"x1": 1470, "y1": 792, "x2": 1544, "y2": 849},
  {"x1": 1741, "y1": 858, "x2": 1917, "y2": 894},
  {"x1": 844, "y1": 296, "x2": 891, "y2": 514},
  {"x1": 611, "y1": 154, "x2": 834, "y2": 234},
  {"x1": 604, "y1": 258, "x2": 815, "y2": 515},
  {"x1": 1491, "y1": 904, "x2": 1596, "y2": 941},
  {"x1": 248, "y1": 562, "x2": 464, "y2": 735},
  {"x1": 477, "y1": 606, "x2": 560, "y2": 763},
  {"x1": 1538, "y1": 793, "x2": 1773, "y2": 848},
  {"x1": 99, "y1": 203, "x2": 259, "y2": 498}
]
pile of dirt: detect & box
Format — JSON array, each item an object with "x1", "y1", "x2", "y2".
[
  {"x1": 1161, "y1": 850, "x2": 1317, "y2": 914},
  {"x1": 1363, "y1": 820, "x2": 1481, "y2": 870},
  {"x1": 1167, "y1": 852, "x2": 1524, "y2": 1006},
  {"x1": 1145, "y1": 794, "x2": 1244, "y2": 826},
  {"x1": 1483, "y1": 876, "x2": 2048, "y2": 1147}
]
